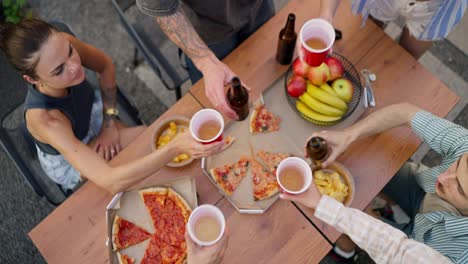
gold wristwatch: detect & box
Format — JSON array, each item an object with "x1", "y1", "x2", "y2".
[{"x1": 105, "y1": 107, "x2": 119, "y2": 118}]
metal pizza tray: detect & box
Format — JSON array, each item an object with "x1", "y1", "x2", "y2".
[
  {"x1": 201, "y1": 71, "x2": 368, "y2": 214},
  {"x1": 106, "y1": 176, "x2": 197, "y2": 264}
]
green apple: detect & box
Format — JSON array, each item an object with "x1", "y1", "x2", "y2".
[{"x1": 331, "y1": 78, "x2": 353, "y2": 103}]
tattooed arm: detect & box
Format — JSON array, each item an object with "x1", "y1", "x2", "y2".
[
  {"x1": 155, "y1": 7, "x2": 240, "y2": 120},
  {"x1": 64, "y1": 33, "x2": 121, "y2": 161}
]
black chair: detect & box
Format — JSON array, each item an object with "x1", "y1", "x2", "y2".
[
  {"x1": 0, "y1": 21, "x2": 143, "y2": 205},
  {"x1": 111, "y1": 0, "x2": 189, "y2": 100}
]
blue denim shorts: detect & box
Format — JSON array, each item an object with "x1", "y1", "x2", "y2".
[{"x1": 36, "y1": 89, "x2": 103, "y2": 191}]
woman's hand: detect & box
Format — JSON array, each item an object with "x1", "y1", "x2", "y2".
[
  {"x1": 94, "y1": 119, "x2": 121, "y2": 161},
  {"x1": 304, "y1": 130, "x2": 353, "y2": 167},
  {"x1": 169, "y1": 131, "x2": 224, "y2": 159}
]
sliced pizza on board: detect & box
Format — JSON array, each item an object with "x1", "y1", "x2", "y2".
[
  {"x1": 210, "y1": 156, "x2": 250, "y2": 196},
  {"x1": 116, "y1": 252, "x2": 135, "y2": 264},
  {"x1": 112, "y1": 216, "x2": 152, "y2": 251},
  {"x1": 256, "y1": 150, "x2": 291, "y2": 174},
  {"x1": 249, "y1": 103, "x2": 281, "y2": 133},
  {"x1": 251, "y1": 159, "x2": 280, "y2": 201}
]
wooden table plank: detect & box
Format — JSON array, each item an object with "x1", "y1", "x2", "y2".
[
  {"x1": 28, "y1": 94, "x2": 224, "y2": 264},
  {"x1": 216, "y1": 198, "x2": 331, "y2": 264},
  {"x1": 189, "y1": 0, "x2": 385, "y2": 109},
  {"x1": 296, "y1": 34, "x2": 460, "y2": 242}
]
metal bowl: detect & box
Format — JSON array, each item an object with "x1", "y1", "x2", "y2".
[
  {"x1": 284, "y1": 53, "x2": 363, "y2": 126},
  {"x1": 151, "y1": 115, "x2": 193, "y2": 168}
]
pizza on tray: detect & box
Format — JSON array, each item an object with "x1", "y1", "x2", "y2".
[
  {"x1": 112, "y1": 187, "x2": 192, "y2": 264},
  {"x1": 249, "y1": 103, "x2": 281, "y2": 133},
  {"x1": 250, "y1": 159, "x2": 280, "y2": 201},
  {"x1": 117, "y1": 252, "x2": 135, "y2": 264},
  {"x1": 112, "y1": 215, "x2": 152, "y2": 251},
  {"x1": 209, "y1": 156, "x2": 250, "y2": 196},
  {"x1": 256, "y1": 150, "x2": 291, "y2": 174},
  {"x1": 208, "y1": 150, "x2": 290, "y2": 200}
]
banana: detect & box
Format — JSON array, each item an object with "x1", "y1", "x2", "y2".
[
  {"x1": 299, "y1": 92, "x2": 344, "y2": 117},
  {"x1": 320, "y1": 83, "x2": 338, "y2": 97},
  {"x1": 296, "y1": 101, "x2": 342, "y2": 122},
  {"x1": 307, "y1": 83, "x2": 348, "y2": 111}
]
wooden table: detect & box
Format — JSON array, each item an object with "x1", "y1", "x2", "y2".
[
  {"x1": 188, "y1": 0, "x2": 460, "y2": 243},
  {"x1": 29, "y1": 0, "x2": 459, "y2": 263}
]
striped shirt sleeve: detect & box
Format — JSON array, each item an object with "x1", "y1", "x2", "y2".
[
  {"x1": 411, "y1": 111, "x2": 468, "y2": 159},
  {"x1": 315, "y1": 195, "x2": 453, "y2": 264},
  {"x1": 419, "y1": 0, "x2": 467, "y2": 41}
]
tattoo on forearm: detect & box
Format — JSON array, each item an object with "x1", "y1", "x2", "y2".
[{"x1": 156, "y1": 8, "x2": 211, "y2": 60}]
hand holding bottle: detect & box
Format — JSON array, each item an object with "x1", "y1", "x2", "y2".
[{"x1": 304, "y1": 130, "x2": 353, "y2": 167}]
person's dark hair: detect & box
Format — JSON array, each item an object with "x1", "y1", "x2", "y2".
[{"x1": 0, "y1": 19, "x2": 57, "y2": 79}]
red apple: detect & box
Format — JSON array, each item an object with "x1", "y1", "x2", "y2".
[
  {"x1": 331, "y1": 78, "x2": 353, "y2": 103},
  {"x1": 287, "y1": 75, "x2": 306, "y2": 98},
  {"x1": 324, "y1": 57, "x2": 344, "y2": 81},
  {"x1": 307, "y1": 63, "x2": 330, "y2": 86},
  {"x1": 292, "y1": 57, "x2": 310, "y2": 77}
]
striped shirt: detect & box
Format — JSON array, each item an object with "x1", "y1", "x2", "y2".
[
  {"x1": 351, "y1": 0, "x2": 467, "y2": 41},
  {"x1": 410, "y1": 111, "x2": 468, "y2": 263},
  {"x1": 315, "y1": 195, "x2": 452, "y2": 263}
]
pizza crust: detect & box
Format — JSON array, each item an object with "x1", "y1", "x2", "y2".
[
  {"x1": 249, "y1": 104, "x2": 261, "y2": 133},
  {"x1": 112, "y1": 215, "x2": 122, "y2": 251},
  {"x1": 209, "y1": 168, "x2": 233, "y2": 196},
  {"x1": 117, "y1": 252, "x2": 134, "y2": 264},
  {"x1": 139, "y1": 186, "x2": 168, "y2": 199},
  {"x1": 167, "y1": 188, "x2": 193, "y2": 220},
  {"x1": 254, "y1": 185, "x2": 279, "y2": 201}
]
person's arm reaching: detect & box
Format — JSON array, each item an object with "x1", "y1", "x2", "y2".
[
  {"x1": 154, "y1": 7, "x2": 239, "y2": 120},
  {"x1": 306, "y1": 103, "x2": 421, "y2": 166},
  {"x1": 319, "y1": 0, "x2": 341, "y2": 23},
  {"x1": 280, "y1": 186, "x2": 452, "y2": 264}
]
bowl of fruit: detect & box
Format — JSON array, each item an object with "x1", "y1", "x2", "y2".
[
  {"x1": 285, "y1": 53, "x2": 363, "y2": 126},
  {"x1": 152, "y1": 116, "x2": 193, "y2": 167}
]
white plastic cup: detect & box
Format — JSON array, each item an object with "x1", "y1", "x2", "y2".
[
  {"x1": 189, "y1": 109, "x2": 224, "y2": 144},
  {"x1": 276, "y1": 157, "x2": 312, "y2": 194},
  {"x1": 187, "y1": 204, "x2": 226, "y2": 246}
]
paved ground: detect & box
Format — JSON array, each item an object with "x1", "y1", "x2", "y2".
[{"x1": 0, "y1": 0, "x2": 466, "y2": 263}]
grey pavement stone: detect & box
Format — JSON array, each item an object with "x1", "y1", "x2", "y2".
[{"x1": 447, "y1": 11, "x2": 468, "y2": 53}]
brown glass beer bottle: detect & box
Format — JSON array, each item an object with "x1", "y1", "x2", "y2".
[
  {"x1": 306, "y1": 137, "x2": 329, "y2": 168},
  {"x1": 227, "y1": 77, "x2": 249, "y2": 121},
  {"x1": 276, "y1": 13, "x2": 297, "y2": 65}
]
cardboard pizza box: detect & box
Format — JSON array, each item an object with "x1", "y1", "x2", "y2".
[
  {"x1": 202, "y1": 73, "x2": 366, "y2": 214},
  {"x1": 106, "y1": 175, "x2": 197, "y2": 264}
]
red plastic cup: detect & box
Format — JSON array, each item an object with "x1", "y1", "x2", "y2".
[
  {"x1": 299, "y1": 19, "x2": 335, "y2": 67},
  {"x1": 189, "y1": 109, "x2": 224, "y2": 144}
]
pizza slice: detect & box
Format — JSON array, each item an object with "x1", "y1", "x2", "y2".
[
  {"x1": 140, "y1": 235, "x2": 163, "y2": 264},
  {"x1": 249, "y1": 104, "x2": 281, "y2": 133},
  {"x1": 160, "y1": 240, "x2": 186, "y2": 264},
  {"x1": 112, "y1": 216, "x2": 152, "y2": 251},
  {"x1": 140, "y1": 187, "x2": 168, "y2": 231},
  {"x1": 256, "y1": 150, "x2": 291, "y2": 174},
  {"x1": 251, "y1": 159, "x2": 280, "y2": 201},
  {"x1": 116, "y1": 252, "x2": 135, "y2": 264},
  {"x1": 167, "y1": 188, "x2": 192, "y2": 223},
  {"x1": 210, "y1": 157, "x2": 250, "y2": 196},
  {"x1": 223, "y1": 136, "x2": 236, "y2": 150}
]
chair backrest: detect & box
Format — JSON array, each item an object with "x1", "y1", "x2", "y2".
[{"x1": 111, "y1": 0, "x2": 188, "y2": 92}]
